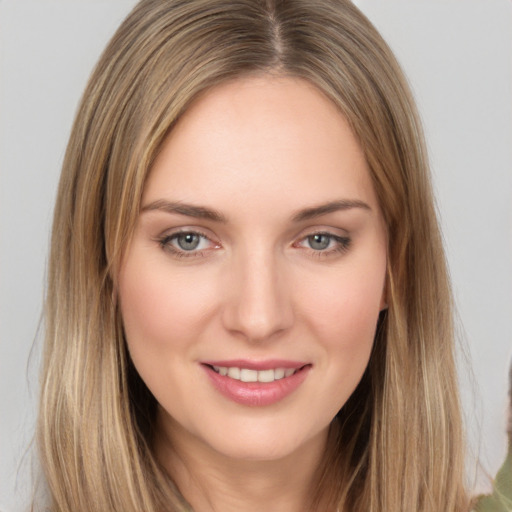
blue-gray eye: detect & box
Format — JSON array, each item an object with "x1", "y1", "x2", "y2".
[
  {"x1": 307, "y1": 234, "x2": 332, "y2": 250},
  {"x1": 175, "y1": 233, "x2": 201, "y2": 251},
  {"x1": 158, "y1": 231, "x2": 217, "y2": 257}
]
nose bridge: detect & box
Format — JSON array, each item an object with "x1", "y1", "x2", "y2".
[{"x1": 222, "y1": 243, "x2": 293, "y2": 341}]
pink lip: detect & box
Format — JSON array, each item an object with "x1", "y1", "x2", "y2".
[
  {"x1": 201, "y1": 360, "x2": 311, "y2": 407},
  {"x1": 202, "y1": 359, "x2": 307, "y2": 371}
]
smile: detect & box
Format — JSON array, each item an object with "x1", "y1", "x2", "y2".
[
  {"x1": 202, "y1": 360, "x2": 311, "y2": 406},
  {"x1": 210, "y1": 366, "x2": 298, "y2": 383}
]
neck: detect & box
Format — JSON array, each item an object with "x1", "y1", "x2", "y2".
[{"x1": 155, "y1": 412, "x2": 330, "y2": 512}]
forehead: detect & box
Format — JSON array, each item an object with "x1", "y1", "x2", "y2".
[{"x1": 144, "y1": 75, "x2": 377, "y2": 214}]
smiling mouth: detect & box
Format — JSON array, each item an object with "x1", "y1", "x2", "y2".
[
  {"x1": 208, "y1": 365, "x2": 303, "y2": 383},
  {"x1": 206, "y1": 365, "x2": 305, "y2": 383},
  {"x1": 202, "y1": 362, "x2": 311, "y2": 406}
]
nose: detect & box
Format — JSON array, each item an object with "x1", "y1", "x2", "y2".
[{"x1": 221, "y1": 248, "x2": 294, "y2": 342}]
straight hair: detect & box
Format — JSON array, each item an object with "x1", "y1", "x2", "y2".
[{"x1": 37, "y1": 0, "x2": 469, "y2": 510}]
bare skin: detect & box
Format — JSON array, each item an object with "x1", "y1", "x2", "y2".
[
  {"x1": 156, "y1": 411, "x2": 328, "y2": 512},
  {"x1": 119, "y1": 75, "x2": 387, "y2": 511}
]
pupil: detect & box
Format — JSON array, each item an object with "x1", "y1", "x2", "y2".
[
  {"x1": 309, "y1": 234, "x2": 330, "y2": 250},
  {"x1": 178, "y1": 233, "x2": 200, "y2": 250}
]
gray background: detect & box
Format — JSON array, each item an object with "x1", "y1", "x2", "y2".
[{"x1": 1, "y1": 1, "x2": 511, "y2": 510}]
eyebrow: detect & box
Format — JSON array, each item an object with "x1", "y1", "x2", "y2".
[
  {"x1": 291, "y1": 199, "x2": 371, "y2": 222},
  {"x1": 141, "y1": 198, "x2": 371, "y2": 223},
  {"x1": 141, "y1": 200, "x2": 228, "y2": 223}
]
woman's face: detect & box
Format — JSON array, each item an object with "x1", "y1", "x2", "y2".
[{"x1": 119, "y1": 76, "x2": 387, "y2": 463}]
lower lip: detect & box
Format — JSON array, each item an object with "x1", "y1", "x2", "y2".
[{"x1": 202, "y1": 365, "x2": 311, "y2": 407}]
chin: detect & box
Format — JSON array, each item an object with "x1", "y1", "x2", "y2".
[{"x1": 194, "y1": 419, "x2": 328, "y2": 463}]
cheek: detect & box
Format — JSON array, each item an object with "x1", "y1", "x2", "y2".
[
  {"x1": 303, "y1": 264, "x2": 385, "y2": 347},
  {"x1": 118, "y1": 256, "x2": 217, "y2": 359},
  {"x1": 297, "y1": 254, "x2": 385, "y2": 406},
  {"x1": 117, "y1": 255, "x2": 222, "y2": 415}
]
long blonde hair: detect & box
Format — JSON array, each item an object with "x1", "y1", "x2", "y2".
[{"x1": 38, "y1": 0, "x2": 469, "y2": 510}]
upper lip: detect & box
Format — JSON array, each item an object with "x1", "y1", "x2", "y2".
[{"x1": 201, "y1": 359, "x2": 309, "y2": 371}]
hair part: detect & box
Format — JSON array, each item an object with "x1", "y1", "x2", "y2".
[{"x1": 38, "y1": 1, "x2": 469, "y2": 510}]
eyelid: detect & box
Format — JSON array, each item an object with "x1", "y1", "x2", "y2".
[
  {"x1": 292, "y1": 228, "x2": 352, "y2": 256},
  {"x1": 154, "y1": 225, "x2": 351, "y2": 259},
  {"x1": 293, "y1": 225, "x2": 349, "y2": 243},
  {"x1": 156, "y1": 227, "x2": 221, "y2": 258},
  {"x1": 157, "y1": 225, "x2": 219, "y2": 242}
]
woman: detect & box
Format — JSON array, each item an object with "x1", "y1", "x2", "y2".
[{"x1": 37, "y1": 0, "x2": 470, "y2": 510}]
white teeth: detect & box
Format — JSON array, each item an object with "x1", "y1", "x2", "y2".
[
  {"x1": 240, "y1": 369, "x2": 258, "y2": 382},
  {"x1": 257, "y1": 369, "x2": 275, "y2": 383},
  {"x1": 211, "y1": 366, "x2": 299, "y2": 382},
  {"x1": 227, "y1": 367, "x2": 240, "y2": 379},
  {"x1": 274, "y1": 368, "x2": 285, "y2": 380}
]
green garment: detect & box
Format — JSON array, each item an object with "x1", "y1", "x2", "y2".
[{"x1": 474, "y1": 441, "x2": 512, "y2": 512}]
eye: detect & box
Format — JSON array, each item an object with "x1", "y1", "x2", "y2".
[
  {"x1": 158, "y1": 230, "x2": 219, "y2": 257},
  {"x1": 173, "y1": 233, "x2": 204, "y2": 251},
  {"x1": 306, "y1": 234, "x2": 333, "y2": 251},
  {"x1": 295, "y1": 232, "x2": 351, "y2": 255}
]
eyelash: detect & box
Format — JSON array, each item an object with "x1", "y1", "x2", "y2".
[
  {"x1": 296, "y1": 232, "x2": 351, "y2": 258},
  {"x1": 157, "y1": 231, "x2": 351, "y2": 259},
  {"x1": 157, "y1": 230, "x2": 216, "y2": 258}
]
